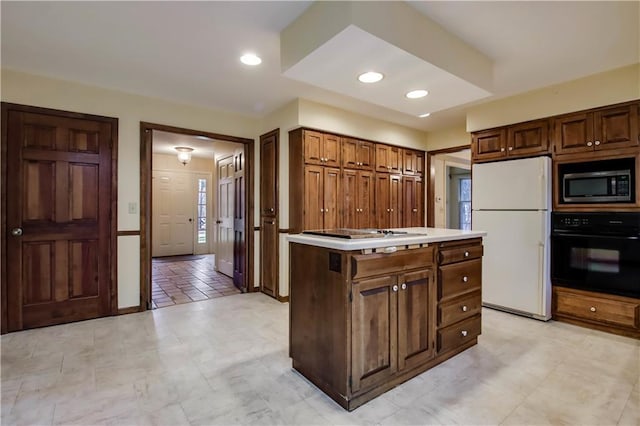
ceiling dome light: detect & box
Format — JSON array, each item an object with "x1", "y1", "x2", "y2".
[
  {"x1": 240, "y1": 53, "x2": 262, "y2": 66},
  {"x1": 418, "y1": 113, "x2": 431, "y2": 118},
  {"x1": 358, "y1": 71, "x2": 384, "y2": 83},
  {"x1": 406, "y1": 89, "x2": 429, "y2": 99}
]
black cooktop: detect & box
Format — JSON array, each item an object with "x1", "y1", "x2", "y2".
[{"x1": 302, "y1": 229, "x2": 408, "y2": 239}]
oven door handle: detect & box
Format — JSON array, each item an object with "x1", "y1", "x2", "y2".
[{"x1": 552, "y1": 232, "x2": 639, "y2": 240}]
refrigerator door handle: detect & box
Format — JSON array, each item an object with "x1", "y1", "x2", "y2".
[{"x1": 538, "y1": 242, "x2": 545, "y2": 313}]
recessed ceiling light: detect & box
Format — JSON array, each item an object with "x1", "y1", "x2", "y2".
[
  {"x1": 406, "y1": 89, "x2": 429, "y2": 99},
  {"x1": 240, "y1": 53, "x2": 262, "y2": 66},
  {"x1": 358, "y1": 71, "x2": 384, "y2": 83},
  {"x1": 419, "y1": 113, "x2": 431, "y2": 118}
]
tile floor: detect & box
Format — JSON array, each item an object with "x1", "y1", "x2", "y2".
[
  {"x1": 151, "y1": 255, "x2": 240, "y2": 308},
  {"x1": 1, "y1": 293, "x2": 638, "y2": 425}
]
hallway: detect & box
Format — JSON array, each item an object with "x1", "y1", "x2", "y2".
[{"x1": 151, "y1": 255, "x2": 240, "y2": 308}]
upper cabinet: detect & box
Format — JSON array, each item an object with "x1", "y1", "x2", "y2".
[
  {"x1": 403, "y1": 149, "x2": 424, "y2": 176},
  {"x1": 303, "y1": 130, "x2": 341, "y2": 167},
  {"x1": 472, "y1": 119, "x2": 550, "y2": 163},
  {"x1": 342, "y1": 138, "x2": 374, "y2": 170},
  {"x1": 376, "y1": 144, "x2": 402, "y2": 173},
  {"x1": 554, "y1": 104, "x2": 639, "y2": 156}
]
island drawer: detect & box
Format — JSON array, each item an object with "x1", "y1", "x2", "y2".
[
  {"x1": 438, "y1": 242, "x2": 483, "y2": 265},
  {"x1": 554, "y1": 288, "x2": 639, "y2": 329},
  {"x1": 438, "y1": 291, "x2": 482, "y2": 328},
  {"x1": 437, "y1": 315, "x2": 481, "y2": 353},
  {"x1": 438, "y1": 259, "x2": 481, "y2": 301},
  {"x1": 351, "y1": 246, "x2": 433, "y2": 279}
]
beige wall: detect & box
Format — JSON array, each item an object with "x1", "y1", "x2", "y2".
[
  {"x1": 2, "y1": 69, "x2": 259, "y2": 309},
  {"x1": 426, "y1": 124, "x2": 469, "y2": 151},
  {"x1": 466, "y1": 64, "x2": 640, "y2": 132}
]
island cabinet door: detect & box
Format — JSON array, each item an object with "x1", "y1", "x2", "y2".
[
  {"x1": 397, "y1": 269, "x2": 435, "y2": 371},
  {"x1": 351, "y1": 275, "x2": 398, "y2": 394}
]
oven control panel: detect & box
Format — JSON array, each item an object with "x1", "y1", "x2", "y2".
[{"x1": 552, "y1": 212, "x2": 640, "y2": 235}]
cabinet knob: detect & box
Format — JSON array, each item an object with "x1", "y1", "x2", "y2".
[
  {"x1": 387, "y1": 209, "x2": 390, "y2": 212},
  {"x1": 461, "y1": 305, "x2": 468, "y2": 312},
  {"x1": 590, "y1": 306, "x2": 596, "y2": 312},
  {"x1": 508, "y1": 147, "x2": 513, "y2": 151},
  {"x1": 401, "y1": 283, "x2": 407, "y2": 290},
  {"x1": 412, "y1": 208, "x2": 418, "y2": 212},
  {"x1": 462, "y1": 276, "x2": 469, "y2": 283},
  {"x1": 594, "y1": 140, "x2": 601, "y2": 146},
  {"x1": 392, "y1": 285, "x2": 399, "y2": 292},
  {"x1": 464, "y1": 251, "x2": 469, "y2": 257},
  {"x1": 320, "y1": 208, "x2": 324, "y2": 213},
  {"x1": 390, "y1": 209, "x2": 394, "y2": 212},
  {"x1": 500, "y1": 148, "x2": 505, "y2": 152},
  {"x1": 461, "y1": 330, "x2": 468, "y2": 337},
  {"x1": 586, "y1": 141, "x2": 593, "y2": 147}
]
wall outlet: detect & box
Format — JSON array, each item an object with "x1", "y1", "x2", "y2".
[{"x1": 128, "y1": 202, "x2": 137, "y2": 214}]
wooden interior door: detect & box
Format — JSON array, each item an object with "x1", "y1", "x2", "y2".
[
  {"x1": 4, "y1": 104, "x2": 116, "y2": 331},
  {"x1": 351, "y1": 275, "x2": 398, "y2": 393},
  {"x1": 216, "y1": 156, "x2": 234, "y2": 277},
  {"x1": 152, "y1": 170, "x2": 194, "y2": 257},
  {"x1": 397, "y1": 269, "x2": 434, "y2": 371},
  {"x1": 259, "y1": 130, "x2": 278, "y2": 298},
  {"x1": 233, "y1": 148, "x2": 246, "y2": 290}
]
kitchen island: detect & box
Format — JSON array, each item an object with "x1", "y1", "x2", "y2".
[{"x1": 288, "y1": 227, "x2": 486, "y2": 411}]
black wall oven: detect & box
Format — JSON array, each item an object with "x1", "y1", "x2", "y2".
[{"x1": 551, "y1": 212, "x2": 640, "y2": 298}]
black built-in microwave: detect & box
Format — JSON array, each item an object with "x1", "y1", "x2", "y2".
[{"x1": 559, "y1": 157, "x2": 635, "y2": 204}]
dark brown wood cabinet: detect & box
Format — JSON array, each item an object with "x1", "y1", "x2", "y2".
[
  {"x1": 402, "y1": 149, "x2": 424, "y2": 176},
  {"x1": 471, "y1": 128, "x2": 506, "y2": 162},
  {"x1": 259, "y1": 129, "x2": 279, "y2": 298},
  {"x1": 343, "y1": 138, "x2": 374, "y2": 170},
  {"x1": 303, "y1": 129, "x2": 341, "y2": 167},
  {"x1": 303, "y1": 165, "x2": 341, "y2": 230},
  {"x1": 376, "y1": 144, "x2": 402, "y2": 173},
  {"x1": 375, "y1": 173, "x2": 402, "y2": 229},
  {"x1": 290, "y1": 128, "x2": 425, "y2": 233},
  {"x1": 472, "y1": 120, "x2": 550, "y2": 162},
  {"x1": 436, "y1": 239, "x2": 483, "y2": 353},
  {"x1": 552, "y1": 287, "x2": 640, "y2": 338},
  {"x1": 554, "y1": 104, "x2": 639, "y2": 155},
  {"x1": 289, "y1": 238, "x2": 482, "y2": 411},
  {"x1": 402, "y1": 176, "x2": 424, "y2": 227},
  {"x1": 343, "y1": 169, "x2": 375, "y2": 229}
]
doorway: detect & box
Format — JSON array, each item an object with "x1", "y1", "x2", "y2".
[
  {"x1": 426, "y1": 146, "x2": 471, "y2": 228},
  {"x1": 141, "y1": 123, "x2": 254, "y2": 311}
]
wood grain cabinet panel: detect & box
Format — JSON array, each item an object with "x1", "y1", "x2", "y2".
[
  {"x1": 303, "y1": 165, "x2": 324, "y2": 230},
  {"x1": 403, "y1": 176, "x2": 424, "y2": 227},
  {"x1": 351, "y1": 275, "x2": 398, "y2": 393},
  {"x1": 554, "y1": 103, "x2": 639, "y2": 155},
  {"x1": 437, "y1": 315, "x2": 481, "y2": 354},
  {"x1": 343, "y1": 138, "x2": 374, "y2": 170},
  {"x1": 376, "y1": 144, "x2": 402, "y2": 173},
  {"x1": 553, "y1": 287, "x2": 640, "y2": 337},
  {"x1": 471, "y1": 128, "x2": 506, "y2": 162},
  {"x1": 506, "y1": 119, "x2": 549, "y2": 157},
  {"x1": 303, "y1": 130, "x2": 341, "y2": 166}
]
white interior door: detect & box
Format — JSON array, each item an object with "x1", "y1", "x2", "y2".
[
  {"x1": 216, "y1": 156, "x2": 234, "y2": 277},
  {"x1": 152, "y1": 170, "x2": 194, "y2": 257}
]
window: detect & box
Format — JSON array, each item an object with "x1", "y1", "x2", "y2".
[
  {"x1": 459, "y1": 177, "x2": 472, "y2": 231},
  {"x1": 197, "y1": 178, "x2": 207, "y2": 243}
]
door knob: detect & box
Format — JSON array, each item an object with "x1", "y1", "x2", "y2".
[
  {"x1": 188, "y1": 218, "x2": 193, "y2": 222},
  {"x1": 11, "y1": 228, "x2": 23, "y2": 236}
]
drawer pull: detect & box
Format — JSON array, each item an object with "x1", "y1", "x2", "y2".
[
  {"x1": 392, "y1": 285, "x2": 399, "y2": 292},
  {"x1": 401, "y1": 283, "x2": 407, "y2": 290},
  {"x1": 462, "y1": 276, "x2": 469, "y2": 283},
  {"x1": 590, "y1": 306, "x2": 597, "y2": 312},
  {"x1": 461, "y1": 330, "x2": 468, "y2": 337},
  {"x1": 464, "y1": 251, "x2": 469, "y2": 257},
  {"x1": 461, "y1": 305, "x2": 468, "y2": 312}
]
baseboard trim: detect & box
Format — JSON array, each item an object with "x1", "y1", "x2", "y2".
[
  {"x1": 118, "y1": 306, "x2": 142, "y2": 315},
  {"x1": 277, "y1": 294, "x2": 289, "y2": 303}
]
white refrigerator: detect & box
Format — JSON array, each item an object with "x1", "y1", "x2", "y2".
[{"x1": 471, "y1": 156, "x2": 551, "y2": 320}]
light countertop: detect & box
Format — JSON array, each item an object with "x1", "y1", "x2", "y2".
[{"x1": 287, "y1": 227, "x2": 486, "y2": 251}]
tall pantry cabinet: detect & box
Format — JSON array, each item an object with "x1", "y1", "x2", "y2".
[{"x1": 290, "y1": 128, "x2": 425, "y2": 233}]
